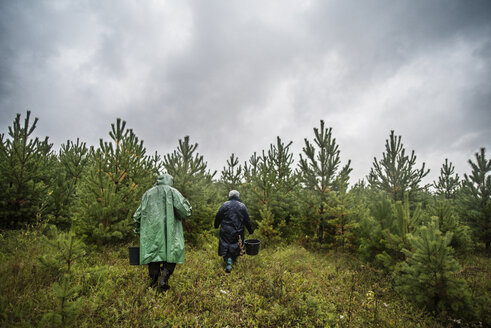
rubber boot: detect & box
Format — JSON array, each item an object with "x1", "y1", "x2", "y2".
[
  {"x1": 159, "y1": 269, "x2": 170, "y2": 291},
  {"x1": 225, "y1": 257, "x2": 233, "y2": 273},
  {"x1": 149, "y1": 275, "x2": 159, "y2": 288}
]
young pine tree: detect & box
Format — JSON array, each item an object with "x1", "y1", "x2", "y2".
[
  {"x1": 368, "y1": 130, "x2": 429, "y2": 201},
  {"x1": 40, "y1": 230, "x2": 86, "y2": 327},
  {"x1": 242, "y1": 137, "x2": 298, "y2": 243},
  {"x1": 163, "y1": 136, "x2": 218, "y2": 244},
  {"x1": 267, "y1": 137, "x2": 299, "y2": 239},
  {"x1": 298, "y1": 120, "x2": 352, "y2": 245},
  {"x1": 461, "y1": 148, "x2": 491, "y2": 250},
  {"x1": 428, "y1": 198, "x2": 472, "y2": 253},
  {"x1": 0, "y1": 111, "x2": 53, "y2": 228},
  {"x1": 324, "y1": 187, "x2": 357, "y2": 251},
  {"x1": 433, "y1": 159, "x2": 460, "y2": 199},
  {"x1": 357, "y1": 193, "x2": 392, "y2": 262},
  {"x1": 47, "y1": 138, "x2": 89, "y2": 229},
  {"x1": 75, "y1": 119, "x2": 157, "y2": 244},
  {"x1": 220, "y1": 153, "x2": 242, "y2": 196},
  {"x1": 395, "y1": 218, "x2": 474, "y2": 320},
  {"x1": 242, "y1": 151, "x2": 275, "y2": 240},
  {"x1": 376, "y1": 193, "x2": 424, "y2": 271}
]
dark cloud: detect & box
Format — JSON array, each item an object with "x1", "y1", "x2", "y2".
[{"x1": 1, "y1": 0, "x2": 490, "y2": 184}]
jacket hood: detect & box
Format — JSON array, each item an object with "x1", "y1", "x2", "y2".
[{"x1": 156, "y1": 174, "x2": 174, "y2": 187}]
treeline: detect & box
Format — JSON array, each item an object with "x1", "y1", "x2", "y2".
[{"x1": 0, "y1": 111, "x2": 489, "y2": 321}]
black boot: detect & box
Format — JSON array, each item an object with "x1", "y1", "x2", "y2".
[
  {"x1": 149, "y1": 274, "x2": 159, "y2": 288},
  {"x1": 148, "y1": 262, "x2": 161, "y2": 288},
  {"x1": 159, "y1": 269, "x2": 170, "y2": 291}
]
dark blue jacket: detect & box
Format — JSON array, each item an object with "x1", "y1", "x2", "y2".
[{"x1": 214, "y1": 195, "x2": 253, "y2": 258}]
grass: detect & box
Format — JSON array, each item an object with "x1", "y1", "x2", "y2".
[{"x1": 0, "y1": 228, "x2": 487, "y2": 327}]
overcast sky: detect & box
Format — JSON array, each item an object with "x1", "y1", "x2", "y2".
[{"x1": 1, "y1": 0, "x2": 490, "y2": 186}]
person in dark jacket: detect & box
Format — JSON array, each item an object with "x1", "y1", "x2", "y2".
[{"x1": 214, "y1": 190, "x2": 254, "y2": 273}]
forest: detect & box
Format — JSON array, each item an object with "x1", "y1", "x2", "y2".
[{"x1": 0, "y1": 110, "x2": 489, "y2": 327}]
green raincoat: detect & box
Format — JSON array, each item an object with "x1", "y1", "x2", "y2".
[{"x1": 133, "y1": 174, "x2": 192, "y2": 265}]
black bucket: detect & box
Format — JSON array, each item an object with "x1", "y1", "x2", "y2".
[
  {"x1": 244, "y1": 239, "x2": 260, "y2": 255},
  {"x1": 129, "y1": 246, "x2": 140, "y2": 265}
]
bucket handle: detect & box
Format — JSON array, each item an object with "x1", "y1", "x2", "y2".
[{"x1": 238, "y1": 235, "x2": 246, "y2": 256}]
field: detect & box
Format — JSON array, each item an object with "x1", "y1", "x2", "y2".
[{"x1": 2, "y1": 228, "x2": 488, "y2": 328}]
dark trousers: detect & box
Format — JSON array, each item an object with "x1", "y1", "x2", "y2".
[{"x1": 148, "y1": 262, "x2": 176, "y2": 278}]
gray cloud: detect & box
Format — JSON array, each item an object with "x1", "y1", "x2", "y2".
[{"x1": 1, "y1": 0, "x2": 490, "y2": 184}]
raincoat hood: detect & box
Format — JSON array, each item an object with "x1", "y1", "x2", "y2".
[{"x1": 156, "y1": 174, "x2": 174, "y2": 187}]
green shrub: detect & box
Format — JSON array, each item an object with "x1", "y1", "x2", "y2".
[{"x1": 395, "y1": 218, "x2": 476, "y2": 321}]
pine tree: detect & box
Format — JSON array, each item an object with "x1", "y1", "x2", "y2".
[
  {"x1": 243, "y1": 151, "x2": 271, "y2": 221},
  {"x1": 241, "y1": 137, "x2": 298, "y2": 243},
  {"x1": 258, "y1": 138, "x2": 297, "y2": 209},
  {"x1": 428, "y1": 198, "x2": 472, "y2": 253},
  {"x1": 368, "y1": 130, "x2": 429, "y2": 201},
  {"x1": 395, "y1": 218, "x2": 474, "y2": 319},
  {"x1": 298, "y1": 120, "x2": 351, "y2": 193},
  {"x1": 462, "y1": 148, "x2": 491, "y2": 249},
  {"x1": 75, "y1": 119, "x2": 157, "y2": 244},
  {"x1": 357, "y1": 191, "x2": 425, "y2": 270},
  {"x1": 357, "y1": 193, "x2": 390, "y2": 262},
  {"x1": 325, "y1": 188, "x2": 357, "y2": 250},
  {"x1": 433, "y1": 159, "x2": 460, "y2": 199},
  {"x1": 47, "y1": 138, "x2": 89, "y2": 229},
  {"x1": 40, "y1": 230, "x2": 86, "y2": 327},
  {"x1": 298, "y1": 120, "x2": 352, "y2": 244},
  {"x1": 241, "y1": 149, "x2": 277, "y2": 242},
  {"x1": 164, "y1": 136, "x2": 210, "y2": 197},
  {"x1": 163, "y1": 136, "x2": 218, "y2": 244},
  {"x1": 375, "y1": 193, "x2": 424, "y2": 270},
  {"x1": 0, "y1": 111, "x2": 53, "y2": 228},
  {"x1": 267, "y1": 137, "x2": 298, "y2": 234},
  {"x1": 59, "y1": 139, "x2": 89, "y2": 186},
  {"x1": 220, "y1": 153, "x2": 242, "y2": 195}
]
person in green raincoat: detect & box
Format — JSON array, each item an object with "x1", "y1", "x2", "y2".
[{"x1": 133, "y1": 174, "x2": 192, "y2": 290}]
